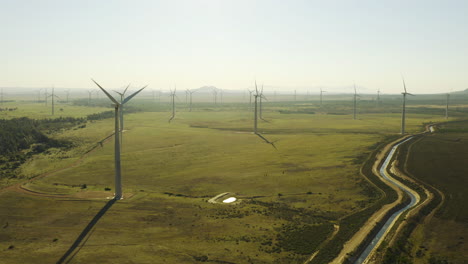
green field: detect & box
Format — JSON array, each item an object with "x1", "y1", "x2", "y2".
[
  {"x1": 0, "y1": 96, "x2": 461, "y2": 263},
  {"x1": 403, "y1": 120, "x2": 468, "y2": 264}
]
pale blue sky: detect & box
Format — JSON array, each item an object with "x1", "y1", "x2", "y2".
[{"x1": 1, "y1": 0, "x2": 467, "y2": 93}]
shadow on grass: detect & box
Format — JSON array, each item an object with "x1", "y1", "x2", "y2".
[{"x1": 57, "y1": 199, "x2": 116, "y2": 264}]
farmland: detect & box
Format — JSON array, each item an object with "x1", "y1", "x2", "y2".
[{"x1": 0, "y1": 94, "x2": 464, "y2": 263}]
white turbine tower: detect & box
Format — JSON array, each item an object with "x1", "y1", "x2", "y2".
[
  {"x1": 401, "y1": 77, "x2": 414, "y2": 134},
  {"x1": 92, "y1": 79, "x2": 147, "y2": 199}
]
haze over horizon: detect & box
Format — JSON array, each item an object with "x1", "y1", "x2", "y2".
[{"x1": 2, "y1": 0, "x2": 467, "y2": 94}]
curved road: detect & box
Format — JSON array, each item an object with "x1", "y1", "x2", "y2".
[{"x1": 354, "y1": 136, "x2": 419, "y2": 263}]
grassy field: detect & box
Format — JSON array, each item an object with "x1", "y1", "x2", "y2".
[
  {"x1": 0, "y1": 97, "x2": 456, "y2": 263},
  {"x1": 403, "y1": 120, "x2": 468, "y2": 264}
]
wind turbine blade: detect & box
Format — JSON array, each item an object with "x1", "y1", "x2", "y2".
[
  {"x1": 123, "y1": 84, "x2": 130, "y2": 95},
  {"x1": 113, "y1": 90, "x2": 124, "y2": 96},
  {"x1": 91, "y1": 79, "x2": 119, "y2": 105},
  {"x1": 122, "y1": 85, "x2": 147, "y2": 104},
  {"x1": 407, "y1": 93, "x2": 415, "y2": 96},
  {"x1": 402, "y1": 76, "x2": 407, "y2": 93}
]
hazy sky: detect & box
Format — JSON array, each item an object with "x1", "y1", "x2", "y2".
[{"x1": 2, "y1": 0, "x2": 467, "y2": 93}]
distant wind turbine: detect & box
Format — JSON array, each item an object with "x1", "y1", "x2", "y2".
[
  {"x1": 320, "y1": 88, "x2": 326, "y2": 106},
  {"x1": 65, "y1": 89, "x2": 70, "y2": 103},
  {"x1": 44, "y1": 88, "x2": 49, "y2": 106},
  {"x1": 247, "y1": 89, "x2": 254, "y2": 110},
  {"x1": 187, "y1": 89, "x2": 196, "y2": 112},
  {"x1": 401, "y1": 77, "x2": 414, "y2": 134},
  {"x1": 37, "y1": 89, "x2": 42, "y2": 103},
  {"x1": 253, "y1": 81, "x2": 276, "y2": 149},
  {"x1": 87, "y1": 90, "x2": 93, "y2": 105},
  {"x1": 168, "y1": 87, "x2": 177, "y2": 123},
  {"x1": 113, "y1": 84, "x2": 130, "y2": 133},
  {"x1": 376, "y1": 89, "x2": 381, "y2": 107},
  {"x1": 353, "y1": 84, "x2": 360, "y2": 120},
  {"x1": 259, "y1": 84, "x2": 268, "y2": 121},
  {"x1": 92, "y1": 79, "x2": 147, "y2": 199},
  {"x1": 445, "y1": 92, "x2": 450, "y2": 119},
  {"x1": 48, "y1": 88, "x2": 60, "y2": 115},
  {"x1": 213, "y1": 88, "x2": 218, "y2": 105}
]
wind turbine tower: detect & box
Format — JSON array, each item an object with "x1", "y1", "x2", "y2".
[
  {"x1": 401, "y1": 77, "x2": 414, "y2": 134},
  {"x1": 44, "y1": 88, "x2": 49, "y2": 106},
  {"x1": 445, "y1": 93, "x2": 450, "y2": 119},
  {"x1": 92, "y1": 79, "x2": 146, "y2": 199},
  {"x1": 168, "y1": 87, "x2": 176, "y2": 122},
  {"x1": 353, "y1": 85, "x2": 359, "y2": 120},
  {"x1": 320, "y1": 88, "x2": 326, "y2": 106},
  {"x1": 213, "y1": 88, "x2": 218, "y2": 105},
  {"x1": 65, "y1": 89, "x2": 70, "y2": 103},
  {"x1": 248, "y1": 89, "x2": 254, "y2": 110},
  {"x1": 259, "y1": 84, "x2": 267, "y2": 121},
  {"x1": 253, "y1": 82, "x2": 259, "y2": 134},
  {"x1": 87, "y1": 90, "x2": 93, "y2": 105},
  {"x1": 113, "y1": 84, "x2": 130, "y2": 133},
  {"x1": 48, "y1": 88, "x2": 60, "y2": 115},
  {"x1": 187, "y1": 89, "x2": 196, "y2": 112},
  {"x1": 376, "y1": 89, "x2": 381, "y2": 107}
]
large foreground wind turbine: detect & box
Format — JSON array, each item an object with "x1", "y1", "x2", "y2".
[
  {"x1": 92, "y1": 79, "x2": 147, "y2": 199},
  {"x1": 401, "y1": 77, "x2": 414, "y2": 134}
]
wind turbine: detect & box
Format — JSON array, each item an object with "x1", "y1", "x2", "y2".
[
  {"x1": 445, "y1": 92, "x2": 450, "y2": 120},
  {"x1": 213, "y1": 88, "x2": 218, "y2": 105},
  {"x1": 401, "y1": 77, "x2": 414, "y2": 134},
  {"x1": 247, "y1": 89, "x2": 254, "y2": 110},
  {"x1": 44, "y1": 88, "x2": 49, "y2": 106},
  {"x1": 37, "y1": 89, "x2": 42, "y2": 103},
  {"x1": 376, "y1": 89, "x2": 381, "y2": 107},
  {"x1": 92, "y1": 79, "x2": 147, "y2": 200},
  {"x1": 87, "y1": 90, "x2": 93, "y2": 105},
  {"x1": 353, "y1": 84, "x2": 360, "y2": 120},
  {"x1": 259, "y1": 84, "x2": 268, "y2": 121},
  {"x1": 168, "y1": 87, "x2": 177, "y2": 123},
  {"x1": 320, "y1": 88, "x2": 326, "y2": 106},
  {"x1": 48, "y1": 88, "x2": 60, "y2": 115},
  {"x1": 253, "y1": 82, "x2": 260, "y2": 134},
  {"x1": 187, "y1": 89, "x2": 196, "y2": 112},
  {"x1": 65, "y1": 89, "x2": 70, "y2": 103},
  {"x1": 113, "y1": 84, "x2": 130, "y2": 133}
]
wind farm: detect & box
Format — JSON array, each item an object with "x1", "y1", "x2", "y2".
[{"x1": 1, "y1": 1, "x2": 468, "y2": 263}]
